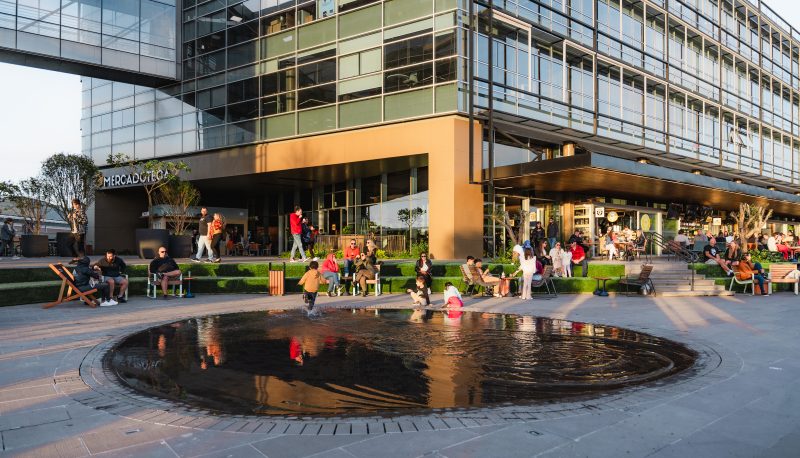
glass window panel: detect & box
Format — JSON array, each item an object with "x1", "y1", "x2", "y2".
[
  {"x1": 339, "y1": 53, "x2": 359, "y2": 79},
  {"x1": 360, "y1": 48, "x2": 381, "y2": 73},
  {"x1": 385, "y1": 87, "x2": 432, "y2": 120},
  {"x1": 155, "y1": 115, "x2": 182, "y2": 136},
  {"x1": 298, "y1": 83, "x2": 336, "y2": 108},
  {"x1": 384, "y1": 62, "x2": 433, "y2": 93},
  {"x1": 299, "y1": 106, "x2": 336, "y2": 134},
  {"x1": 339, "y1": 4, "x2": 381, "y2": 39},
  {"x1": 298, "y1": 58, "x2": 336, "y2": 88},
  {"x1": 384, "y1": 17, "x2": 432, "y2": 41},
  {"x1": 338, "y1": 74, "x2": 382, "y2": 101},
  {"x1": 384, "y1": 34, "x2": 433, "y2": 70},
  {"x1": 141, "y1": 0, "x2": 175, "y2": 50},
  {"x1": 227, "y1": 40, "x2": 257, "y2": 68},
  {"x1": 102, "y1": 1, "x2": 139, "y2": 41},
  {"x1": 339, "y1": 97, "x2": 381, "y2": 127},
  {"x1": 435, "y1": 83, "x2": 457, "y2": 112},
  {"x1": 297, "y1": 17, "x2": 335, "y2": 50},
  {"x1": 265, "y1": 30, "x2": 295, "y2": 58},
  {"x1": 227, "y1": 99, "x2": 259, "y2": 122},
  {"x1": 228, "y1": 20, "x2": 258, "y2": 46},
  {"x1": 265, "y1": 113, "x2": 295, "y2": 139},
  {"x1": 227, "y1": 76, "x2": 259, "y2": 102},
  {"x1": 338, "y1": 31, "x2": 380, "y2": 54},
  {"x1": 384, "y1": 0, "x2": 432, "y2": 27},
  {"x1": 155, "y1": 133, "x2": 182, "y2": 157},
  {"x1": 261, "y1": 69, "x2": 295, "y2": 95}
]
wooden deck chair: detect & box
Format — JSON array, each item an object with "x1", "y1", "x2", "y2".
[
  {"x1": 531, "y1": 265, "x2": 557, "y2": 296},
  {"x1": 468, "y1": 265, "x2": 495, "y2": 296},
  {"x1": 44, "y1": 263, "x2": 98, "y2": 309}
]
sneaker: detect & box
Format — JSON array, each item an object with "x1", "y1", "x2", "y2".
[
  {"x1": 107, "y1": 299, "x2": 118, "y2": 306},
  {"x1": 336, "y1": 285, "x2": 344, "y2": 296},
  {"x1": 12, "y1": 256, "x2": 20, "y2": 260},
  {"x1": 727, "y1": 270, "x2": 734, "y2": 277},
  {"x1": 116, "y1": 296, "x2": 127, "y2": 303},
  {"x1": 191, "y1": 258, "x2": 201, "y2": 263},
  {"x1": 213, "y1": 258, "x2": 221, "y2": 263},
  {"x1": 289, "y1": 259, "x2": 297, "y2": 263},
  {"x1": 99, "y1": 300, "x2": 113, "y2": 307},
  {"x1": 327, "y1": 292, "x2": 333, "y2": 297}
]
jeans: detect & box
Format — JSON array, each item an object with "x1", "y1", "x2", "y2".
[
  {"x1": 304, "y1": 291, "x2": 318, "y2": 308},
  {"x1": 290, "y1": 233, "x2": 306, "y2": 260},
  {"x1": 70, "y1": 233, "x2": 85, "y2": 257},
  {"x1": 0, "y1": 239, "x2": 13, "y2": 257},
  {"x1": 548, "y1": 237, "x2": 557, "y2": 250},
  {"x1": 344, "y1": 259, "x2": 354, "y2": 276},
  {"x1": 195, "y1": 235, "x2": 213, "y2": 260},
  {"x1": 322, "y1": 271, "x2": 339, "y2": 292},
  {"x1": 573, "y1": 259, "x2": 589, "y2": 277}
]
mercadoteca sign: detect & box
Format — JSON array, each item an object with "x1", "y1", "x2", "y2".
[{"x1": 103, "y1": 170, "x2": 171, "y2": 188}]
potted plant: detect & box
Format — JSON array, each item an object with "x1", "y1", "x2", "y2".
[
  {"x1": 106, "y1": 154, "x2": 189, "y2": 258},
  {"x1": 39, "y1": 153, "x2": 101, "y2": 257},
  {"x1": 10, "y1": 178, "x2": 50, "y2": 257},
  {"x1": 159, "y1": 179, "x2": 201, "y2": 258}
]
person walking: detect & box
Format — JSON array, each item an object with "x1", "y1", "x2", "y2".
[
  {"x1": 289, "y1": 206, "x2": 307, "y2": 262},
  {"x1": 546, "y1": 217, "x2": 559, "y2": 249},
  {"x1": 0, "y1": 218, "x2": 18, "y2": 260},
  {"x1": 298, "y1": 260, "x2": 327, "y2": 310},
  {"x1": 193, "y1": 207, "x2": 214, "y2": 263},
  {"x1": 68, "y1": 198, "x2": 88, "y2": 264},
  {"x1": 208, "y1": 213, "x2": 224, "y2": 263}
]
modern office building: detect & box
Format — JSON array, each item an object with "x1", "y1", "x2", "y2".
[{"x1": 3, "y1": 0, "x2": 800, "y2": 258}]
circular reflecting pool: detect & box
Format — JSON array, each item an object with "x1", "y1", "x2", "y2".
[{"x1": 105, "y1": 309, "x2": 696, "y2": 417}]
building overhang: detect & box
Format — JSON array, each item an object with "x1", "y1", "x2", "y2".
[{"x1": 491, "y1": 153, "x2": 800, "y2": 216}]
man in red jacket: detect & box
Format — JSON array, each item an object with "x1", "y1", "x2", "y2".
[{"x1": 289, "y1": 206, "x2": 307, "y2": 262}]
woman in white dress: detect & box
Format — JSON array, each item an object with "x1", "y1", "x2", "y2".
[
  {"x1": 511, "y1": 249, "x2": 538, "y2": 300},
  {"x1": 549, "y1": 241, "x2": 565, "y2": 276}
]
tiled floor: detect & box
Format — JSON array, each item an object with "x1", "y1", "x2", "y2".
[{"x1": 0, "y1": 292, "x2": 798, "y2": 457}]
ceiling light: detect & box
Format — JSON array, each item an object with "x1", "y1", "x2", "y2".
[
  {"x1": 733, "y1": 178, "x2": 743, "y2": 184},
  {"x1": 691, "y1": 169, "x2": 702, "y2": 175},
  {"x1": 229, "y1": 15, "x2": 242, "y2": 22},
  {"x1": 636, "y1": 157, "x2": 649, "y2": 164},
  {"x1": 767, "y1": 186, "x2": 776, "y2": 191}
]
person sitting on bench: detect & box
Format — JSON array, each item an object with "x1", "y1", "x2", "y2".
[
  {"x1": 703, "y1": 238, "x2": 734, "y2": 277},
  {"x1": 150, "y1": 247, "x2": 182, "y2": 300},
  {"x1": 93, "y1": 248, "x2": 128, "y2": 303},
  {"x1": 74, "y1": 256, "x2": 112, "y2": 306}
]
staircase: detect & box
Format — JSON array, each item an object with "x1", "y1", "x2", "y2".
[{"x1": 636, "y1": 259, "x2": 734, "y2": 297}]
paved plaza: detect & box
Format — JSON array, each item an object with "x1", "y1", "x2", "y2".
[{"x1": 0, "y1": 291, "x2": 798, "y2": 457}]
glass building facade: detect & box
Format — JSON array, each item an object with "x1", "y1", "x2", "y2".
[
  {"x1": 68, "y1": 0, "x2": 800, "y2": 255},
  {"x1": 0, "y1": 0, "x2": 177, "y2": 79}
]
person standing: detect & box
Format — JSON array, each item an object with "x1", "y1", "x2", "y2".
[
  {"x1": 193, "y1": 207, "x2": 213, "y2": 263},
  {"x1": 0, "y1": 218, "x2": 18, "y2": 259},
  {"x1": 208, "y1": 213, "x2": 224, "y2": 263},
  {"x1": 531, "y1": 221, "x2": 545, "y2": 247},
  {"x1": 511, "y1": 249, "x2": 538, "y2": 300},
  {"x1": 546, "y1": 217, "x2": 559, "y2": 249},
  {"x1": 68, "y1": 198, "x2": 88, "y2": 264},
  {"x1": 289, "y1": 206, "x2": 307, "y2": 262}
]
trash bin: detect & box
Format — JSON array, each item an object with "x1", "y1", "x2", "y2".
[{"x1": 269, "y1": 263, "x2": 285, "y2": 296}]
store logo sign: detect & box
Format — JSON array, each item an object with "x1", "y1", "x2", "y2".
[{"x1": 102, "y1": 170, "x2": 171, "y2": 188}]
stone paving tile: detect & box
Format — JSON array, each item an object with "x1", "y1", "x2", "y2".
[
  {"x1": 441, "y1": 423, "x2": 567, "y2": 458},
  {"x1": 8, "y1": 436, "x2": 88, "y2": 458},
  {"x1": 165, "y1": 430, "x2": 269, "y2": 457},
  {"x1": 92, "y1": 440, "x2": 180, "y2": 457},
  {"x1": 646, "y1": 431, "x2": 764, "y2": 458},
  {"x1": 79, "y1": 419, "x2": 184, "y2": 454},
  {"x1": 709, "y1": 406, "x2": 798, "y2": 449},
  {"x1": 192, "y1": 443, "x2": 268, "y2": 458},
  {"x1": 1, "y1": 413, "x2": 109, "y2": 451},
  {"x1": 342, "y1": 428, "x2": 478, "y2": 457},
  {"x1": 529, "y1": 409, "x2": 632, "y2": 440},
  {"x1": 0, "y1": 405, "x2": 70, "y2": 431},
  {"x1": 250, "y1": 433, "x2": 368, "y2": 458}
]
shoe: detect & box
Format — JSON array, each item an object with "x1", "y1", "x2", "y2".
[
  {"x1": 191, "y1": 258, "x2": 200, "y2": 263},
  {"x1": 727, "y1": 271, "x2": 734, "y2": 277},
  {"x1": 336, "y1": 285, "x2": 344, "y2": 296},
  {"x1": 213, "y1": 258, "x2": 221, "y2": 263},
  {"x1": 162, "y1": 295, "x2": 171, "y2": 300},
  {"x1": 99, "y1": 300, "x2": 113, "y2": 307},
  {"x1": 362, "y1": 292, "x2": 368, "y2": 297},
  {"x1": 327, "y1": 292, "x2": 333, "y2": 297},
  {"x1": 12, "y1": 256, "x2": 20, "y2": 260},
  {"x1": 312, "y1": 257, "x2": 319, "y2": 261},
  {"x1": 107, "y1": 299, "x2": 118, "y2": 306},
  {"x1": 289, "y1": 259, "x2": 296, "y2": 262},
  {"x1": 203, "y1": 259, "x2": 212, "y2": 263},
  {"x1": 306, "y1": 304, "x2": 314, "y2": 311},
  {"x1": 301, "y1": 259, "x2": 308, "y2": 262},
  {"x1": 68, "y1": 259, "x2": 78, "y2": 265},
  {"x1": 116, "y1": 296, "x2": 127, "y2": 303}
]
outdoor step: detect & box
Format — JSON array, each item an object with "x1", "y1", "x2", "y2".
[
  {"x1": 657, "y1": 290, "x2": 736, "y2": 297},
  {"x1": 655, "y1": 285, "x2": 728, "y2": 292}
]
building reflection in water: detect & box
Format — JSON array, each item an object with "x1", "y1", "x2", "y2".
[{"x1": 105, "y1": 309, "x2": 696, "y2": 416}]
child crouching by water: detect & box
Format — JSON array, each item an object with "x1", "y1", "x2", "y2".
[
  {"x1": 443, "y1": 282, "x2": 463, "y2": 308},
  {"x1": 407, "y1": 275, "x2": 430, "y2": 307},
  {"x1": 298, "y1": 261, "x2": 327, "y2": 310}
]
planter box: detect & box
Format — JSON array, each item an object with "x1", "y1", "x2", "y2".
[
  {"x1": 20, "y1": 234, "x2": 49, "y2": 257},
  {"x1": 168, "y1": 234, "x2": 193, "y2": 258},
  {"x1": 135, "y1": 228, "x2": 169, "y2": 259},
  {"x1": 55, "y1": 232, "x2": 74, "y2": 257}
]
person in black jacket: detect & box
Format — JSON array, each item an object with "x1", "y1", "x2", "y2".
[
  {"x1": 1, "y1": 218, "x2": 17, "y2": 259},
  {"x1": 149, "y1": 247, "x2": 182, "y2": 300},
  {"x1": 73, "y1": 256, "x2": 112, "y2": 306},
  {"x1": 531, "y1": 221, "x2": 545, "y2": 246},
  {"x1": 414, "y1": 252, "x2": 433, "y2": 288},
  {"x1": 546, "y1": 217, "x2": 559, "y2": 249}
]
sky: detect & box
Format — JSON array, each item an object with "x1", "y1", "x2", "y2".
[{"x1": 0, "y1": 0, "x2": 798, "y2": 183}]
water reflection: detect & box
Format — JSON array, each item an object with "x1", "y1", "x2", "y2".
[{"x1": 105, "y1": 309, "x2": 696, "y2": 417}]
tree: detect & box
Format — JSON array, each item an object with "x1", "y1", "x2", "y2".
[
  {"x1": 490, "y1": 207, "x2": 530, "y2": 247},
  {"x1": 0, "y1": 181, "x2": 18, "y2": 201},
  {"x1": 10, "y1": 178, "x2": 48, "y2": 235},
  {"x1": 40, "y1": 153, "x2": 101, "y2": 223},
  {"x1": 157, "y1": 179, "x2": 201, "y2": 235},
  {"x1": 732, "y1": 202, "x2": 772, "y2": 253},
  {"x1": 397, "y1": 207, "x2": 426, "y2": 242},
  {"x1": 106, "y1": 153, "x2": 190, "y2": 228}
]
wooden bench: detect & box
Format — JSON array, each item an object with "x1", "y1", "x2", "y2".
[
  {"x1": 44, "y1": 263, "x2": 98, "y2": 309},
  {"x1": 353, "y1": 264, "x2": 381, "y2": 296},
  {"x1": 768, "y1": 264, "x2": 799, "y2": 295},
  {"x1": 618, "y1": 264, "x2": 655, "y2": 296}
]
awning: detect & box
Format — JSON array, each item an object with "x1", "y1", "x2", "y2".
[{"x1": 490, "y1": 153, "x2": 800, "y2": 216}]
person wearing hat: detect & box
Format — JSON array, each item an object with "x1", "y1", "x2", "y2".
[{"x1": 0, "y1": 218, "x2": 18, "y2": 259}]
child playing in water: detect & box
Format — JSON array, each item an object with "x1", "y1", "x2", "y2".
[
  {"x1": 298, "y1": 260, "x2": 327, "y2": 310},
  {"x1": 407, "y1": 276, "x2": 430, "y2": 307},
  {"x1": 442, "y1": 281, "x2": 463, "y2": 308}
]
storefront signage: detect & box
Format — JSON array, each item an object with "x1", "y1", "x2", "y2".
[
  {"x1": 102, "y1": 170, "x2": 171, "y2": 189},
  {"x1": 712, "y1": 217, "x2": 722, "y2": 226},
  {"x1": 595, "y1": 207, "x2": 605, "y2": 218},
  {"x1": 607, "y1": 211, "x2": 619, "y2": 222}
]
